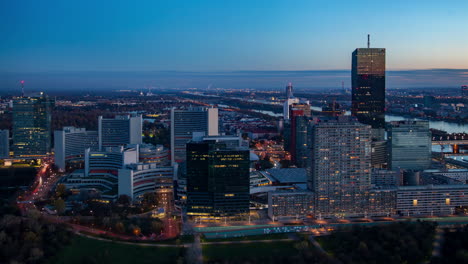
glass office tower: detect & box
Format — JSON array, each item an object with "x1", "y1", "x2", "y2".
[
  {"x1": 13, "y1": 93, "x2": 52, "y2": 158},
  {"x1": 388, "y1": 121, "x2": 431, "y2": 171},
  {"x1": 186, "y1": 136, "x2": 250, "y2": 218},
  {"x1": 351, "y1": 48, "x2": 386, "y2": 129}
]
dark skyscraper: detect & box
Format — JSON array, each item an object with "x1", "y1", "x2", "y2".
[
  {"x1": 285, "y1": 107, "x2": 310, "y2": 168},
  {"x1": 351, "y1": 38, "x2": 386, "y2": 129},
  {"x1": 186, "y1": 136, "x2": 250, "y2": 218},
  {"x1": 13, "y1": 93, "x2": 53, "y2": 158}
]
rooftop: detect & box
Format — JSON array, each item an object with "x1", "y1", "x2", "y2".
[{"x1": 265, "y1": 168, "x2": 307, "y2": 183}]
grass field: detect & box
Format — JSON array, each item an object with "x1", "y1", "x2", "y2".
[
  {"x1": 49, "y1": 235, "x2": 185, "y2": 264},
  {"x1": 202, "y1": 241, "x2": 299, "y2": 262}
]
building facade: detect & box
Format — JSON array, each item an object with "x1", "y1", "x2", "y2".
[
  {"x1": 309, "y1": 118, "x2": 372, "y2": 218},
  {"x1": 170, "y1": 107, "x2": 218, "y2": 163},
  {"x1": 63, "y1": 146, "x2": 139, "y2": 199},
  {"x1": 268, "y1": 190, "x2": 314, "y2": 219},
  {"x1": 54, "y1": 127, "x2": 99, "y2": 170},
  {"x1": 388, "y1": 121, "x2": 431, "y2": 171},
  {"x1": 186, "y1": 136, "x2": 250, "y2": 218},
  {"x1": 98, "y1": 115, "x2": 142, "y2": 150},
  {"x1": 351, "y1": 48, "x2": 386, "y2": 129},
  {"x1": 118, "y1": 163, "x2": 174, "y2": 211},
  {"x1": 397, "y1": 185, "x2": 468, "y2": 216},
  {"x1": 12, "y1": 93, "x2": 53, "y2": 158},
  {"x1": 0, "y1": 130, "x2": 9, "y2": 158},
  {"x1": 285, "y1": 108, "x2": 311, "y2": 168},
  {"x1": 138, "y1": 144, "x2": 170, "y2": 166},
  {"x1": 371, "y1": 140, "x2": 388, "y2": 168}
]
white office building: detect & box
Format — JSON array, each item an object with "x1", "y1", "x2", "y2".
[{"x1": 54, "y1": 127, "x2": 98, "y2": 170}]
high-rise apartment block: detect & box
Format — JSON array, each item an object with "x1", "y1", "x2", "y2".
[
  {"x1": 98, "y1": 115, "x2": 142, "y2": 150},
  {"x1": 351, "y1": 45, "x2": 386, "y2": 129},
  {"x1": 186, "y1": 135, "x2": 250, "y2": 218},
  {"x1": 170, "y1": 107, "x2": 218, "y2": 163},
  {"x1": 309, "y1": 118, "x2": 372, "y2": 217},
  {"x1": 12, "y1": 93, "x2": 53, "y2": 158},
  {"x1": 388, "y1": 121, "x2": 431, "y2": 171}
]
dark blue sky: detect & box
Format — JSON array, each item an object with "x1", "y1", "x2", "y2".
[{"x1": 1, "y1": 0, "x2": 467, "y2": 90}]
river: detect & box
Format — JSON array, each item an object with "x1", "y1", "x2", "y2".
[{"x1": 307, "y1": 106, "x2": 468, "y2": 134}]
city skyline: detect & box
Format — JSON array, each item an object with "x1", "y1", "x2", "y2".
[
  {"x1": 1, "y1": 68, "x2": 467, "y2": 93},
  {"x1": 1, "y1": 0, "x2": 468, "y2": 91},
  {"x1": 3, "y1": 2, "x2": 468, "y2": 263}
]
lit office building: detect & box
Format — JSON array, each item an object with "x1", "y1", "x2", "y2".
[
  {"x1": 0, "y1": 130, "x2": 9, "y2": 158},
  {"x1": 12, "y1": 93, "x2": 53, "y2": 158},
  {"x1": 54, "y1": 127, "x2": 99, "y2": 170},
  {"x1": 186, "y1": 135, "x2": 250, "y2": 218},
  {"x1": 170, "y1": 107, "x2": 218, "y2": 163},
  {"x1": 351, "y1": 40, "x2": 386, "y2": 130},
  {"x1": 309, "y1": 117, "x2": 372, "y2": 217},
  {"x1": 388, "y1": 121, "x2": 431, "y2": 171},
  {"x1": 98, "y1": 115, "x2": 142, "y2": 150}
]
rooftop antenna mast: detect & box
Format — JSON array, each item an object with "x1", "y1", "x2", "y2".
[{"x1": 367, "y1": 34, "x2": 370, "y2": 48}]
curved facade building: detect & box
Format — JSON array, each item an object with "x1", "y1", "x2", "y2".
[
  {"x1": 64, "y1": 146, "x2": 138, "y2": 199},
  {"x1": 119, "y1": 163, "x2": 174, "y2": 211},
  {"x1": 138, "y1": 144, "x2": 170, "y2": 166}
]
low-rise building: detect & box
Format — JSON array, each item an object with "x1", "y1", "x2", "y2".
[
  {"x1": 397, "y1": 184, "x2": 468, "y2": 216},
  {"x1": 268, "y1": 190, "x2": 314, "y2": 220}
]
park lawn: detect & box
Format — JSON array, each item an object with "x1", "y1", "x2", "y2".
[
  {"x1": 203, "y1": 241, "x2": 299, "y2": 262},
  {"x1": 49, "y1": 235, "x2": 184, "y2": 264}
]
